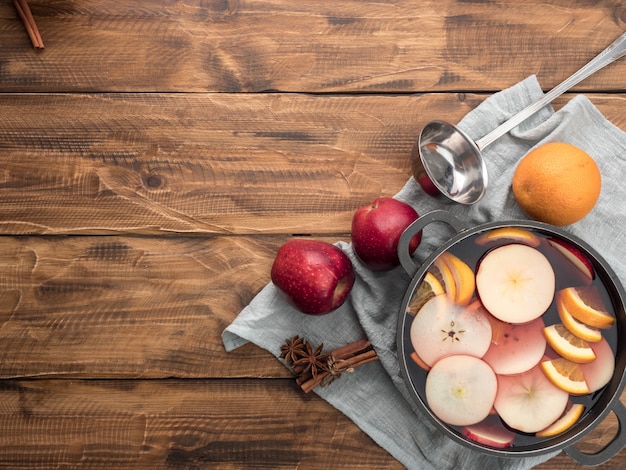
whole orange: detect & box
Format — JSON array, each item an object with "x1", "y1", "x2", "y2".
[{"x1": 512, "y1": 142, "x2": 601, "y2": 226}]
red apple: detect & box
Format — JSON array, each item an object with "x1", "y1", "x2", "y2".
[
  {"x1": 271, "y1": 239, "x2": 355, "y2": 315},
  {"x1": 351, "y1": 197, "x2": 421, "y2": 271}
]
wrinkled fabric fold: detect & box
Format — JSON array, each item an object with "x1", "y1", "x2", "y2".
[{"x1": 223, "y1": 76, "x2": 626, "y2": 470}]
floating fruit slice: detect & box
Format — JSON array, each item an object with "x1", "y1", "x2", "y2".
[
  {"x1": 543, "y1": 324, "x2": 596, "y2": 363},
  {"x1": 495, "y1": 363, "x2": 569, "y2": 433},
  {"x1": 482, "y1": 316, "x2": 546, "y2": 375},
  {"x1": 540, "y1": 357, "x2": 590, "y2": 395},
  {"x1": 536, "y1": 403, "x2": 585, "y2": 438},
  {"x1": 485, "y1": 310, "x2": 508, "y2": 345},
  {"x1": 547, "y1": 238, "x2": 594, "y2": 281},
  {"x1": 410, "y1": 295, "x2": 492, "y2": 366},
  {"x1": 463, "y1": 415, "x2": 515, "y2": 448},
  {"x1": 580, "y1": 338, "x2": 615, "y2": 393},
  {"x1": 406, "y1": 271, "x2": 445, "y2": 315},
  {"x1": 557, "y1": 296, "x2": 602, "y2": 343},
  {"x1": 558, "y1": 286, "x2": 615, "y2": 329},
  {"x1": 476, "y1": 227, "x2": 541, "y2": 247},
  {"x1": 438, "y1": 252, "x2": 476, "y2": 305},
  {"x1": 426, "y1": 355, "x2": 497, "y2": 426},
  {"x1": 433, "y1": 256, "x2": 457, "y2": 303},
  {"x1": 476, "y1": 244, "x2": 555, "y2": 323},
  {"x1": 410, "y1": 351, "x2": 431, "y2": 372}
]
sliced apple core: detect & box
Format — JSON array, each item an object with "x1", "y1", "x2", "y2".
[
  {"x1": 425, "y1": 355, "x2": 497, "y2": 426},
  {"x1": 410, "y1": 295, "x2": 492, "y2": 366},
  {"x1": 495, "y1": 363, "x2": 569, "y2": 433},
  {"x1": 482, "y1": 316, "x2": 547, "y2": 375},
  {"x1": 476, "y1": 244, "x2": 555, "y2": 323}
]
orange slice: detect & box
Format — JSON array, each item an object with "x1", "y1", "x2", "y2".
[
  {"x1": 544, "y1": 324, "x2": 596, "y2": 363},
  {"x1": 557, "y1": 295, "x2": 602, "y2": 343},
  {"x1": 410, "y1": 351, "x2": 431, "y2": 372},
  {"x1": 476, "y1": 227, "x2": 541, "y2": 247},
  {"x1": 536, "y1": 403, "x2": 585, "y2": 437},
  {"x1": 407, "y1": 272, "x2": 445, "y2": 315},
  {"x1": 439, "y1": 252, "x2": 475, "y2": 305},
  {"x1": 433, "y1": 256, "x2": 457, "y2": 304},
  {"x1": 558, "y1": 286, "x2": 615, "y2": 329},
  {"x1": 541, "y1": 358, "x2": 590, "y2": 395}
]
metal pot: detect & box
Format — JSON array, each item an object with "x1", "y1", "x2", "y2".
[{"x1": 396, "y1": 210, "x2": 626, "y2": 465}]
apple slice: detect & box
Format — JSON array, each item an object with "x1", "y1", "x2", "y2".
[
  {"x1": 494, "y1": 363, "x2": 569, "y2": 433},
  {"x1": 548, "y1": 238, "x2": 594, "y2": 281},
  {"x1": 463, "y1": 415, "x2": 515, "y2": 448},
  {"x1": 482, "y1": 316, "x2": 547, "y2": 375},
  {"x1": 426, "y1": 355, "x2": 497, "y2": 426},
  {"x1": 410, "y1": 295, "x2": 492, "y2": 366},
  {"x1": 580, "y1": 337, "x2": 615, "y2": 393},
  {"x1": 476, "y1": 244, "x2": 555, "y2": 323},
  {"x1": 476, "y1": 227, "x2": 541, "y2": 247}
]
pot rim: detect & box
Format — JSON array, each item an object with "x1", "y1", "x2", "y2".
[{"x1": 396, "y1": 211, "x2": 626, "y2": 463}]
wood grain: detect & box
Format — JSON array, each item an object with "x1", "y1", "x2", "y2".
[
  {"x1": 0, "y1": 235, "x2": 295, "y2": 378},
  {"x1": 0, "y1": 93, "x2": 624, "y2": 235},
  {"x1": 2, "y1": 1, "x2": 626, "y2": 468},
  {"x1": 0, "y1": 233, "x2": 623, "y2": 468},
  {"x1": 0, "y1": 378, "x2": 404, "y2": 469},
  {"x1": 0, "y1": 378, "x2": 621, "y2": 469},
  {"x1": 1, "y1": 1, "x2": 625, "y2": 93}
]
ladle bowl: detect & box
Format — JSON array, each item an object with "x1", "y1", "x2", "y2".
[{"x1": 414, "y1": 32, "x2": 626, "y2": 205}]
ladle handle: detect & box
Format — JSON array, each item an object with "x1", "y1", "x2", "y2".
[{"x1": 475, "y1": 32, "x2": 626, "y2": 150}]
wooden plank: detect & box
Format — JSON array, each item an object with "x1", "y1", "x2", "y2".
[
  {"x1": 0, "y1": 378, "x2": 404, "y2": 469},
  {"x1": 1, "y1": 0, "x2": 625, "y2": 93},
  {"x1": 1, "y1": 92, "x2": 624, "y2": 235},
  {"x1": 0, "y1": 378, "x2": 622, "y2": 469},
  {"x1": 0, "y1": 234, "x2": 305, "y2": 378}
]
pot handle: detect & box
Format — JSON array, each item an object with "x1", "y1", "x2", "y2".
[
  {"x1": 563, "y1": 399, "x2": 626, "y2": 466},
  {"x1": 398, "y1": 210, "x2": 467, "y2": 277}
]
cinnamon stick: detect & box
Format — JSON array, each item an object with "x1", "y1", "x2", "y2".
[
  {"x1": 295, "y1": 338, "x2": 379, "y2": 393},
  {"x1": 13, "y1": 0, "x2": 44, "y2": 49},
  {"x1": 299, "y1": 349, "x2": 379, "y2": 393}
]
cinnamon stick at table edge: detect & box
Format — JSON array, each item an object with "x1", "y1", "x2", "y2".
[{"x1": 13, "y1": 0, "x2": 44, "y2": 49}]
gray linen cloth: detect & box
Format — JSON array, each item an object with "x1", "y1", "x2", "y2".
[{"x1": 222, "y1": 76, "x2": 626, "y2": 469}]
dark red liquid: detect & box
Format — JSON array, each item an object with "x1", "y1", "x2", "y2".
[{"x1": 402, "y1": 227, "x2": 618, "y2": 450}]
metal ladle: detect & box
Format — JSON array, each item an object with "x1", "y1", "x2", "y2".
[{"x1": 415, "y1": 32, "x2": 626, "y2": 205}]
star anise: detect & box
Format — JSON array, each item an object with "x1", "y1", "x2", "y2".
[
  {"x1": 279, "y1": 336, "x2": 379, "y2": 393},
  {"x1": 292, "y1": 341, "x2": 330, "y2": 380},
  {"x1": 279, "y1": 336, "x2": 307, "y2": 366}
]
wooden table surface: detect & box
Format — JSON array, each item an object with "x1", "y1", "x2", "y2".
[{"x1": 1, "y1": 1, "x2": 626, "y2": 468}]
